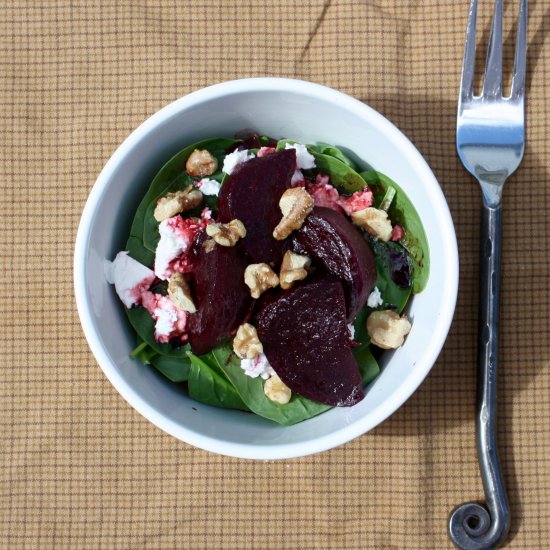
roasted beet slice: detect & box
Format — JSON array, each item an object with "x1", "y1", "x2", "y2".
[
  {"x1": 218, "y1": 149, "x2": 296, "y2": 264},
  {"x1": 293, "y1": 206, "x2": 376, "y2": 321},
  {"x1": 256, "y1": 276, "x2": 364, "y2": 407},
  {"x1": 188, "y1": 235, "x2": 252, "y2": 355}
]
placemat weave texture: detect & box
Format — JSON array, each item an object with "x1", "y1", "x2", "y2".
[{"x1": 1, "y1": 1, "x2": 549, "y2": 548}]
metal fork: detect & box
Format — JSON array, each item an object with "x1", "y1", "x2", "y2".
[{"x1": 448, "y1": 0, "x2": 527, "y2": 549}]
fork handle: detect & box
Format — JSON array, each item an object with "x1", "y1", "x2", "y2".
[{"x1": 449, "y1": 203, "x2": 510, "y2": 549}]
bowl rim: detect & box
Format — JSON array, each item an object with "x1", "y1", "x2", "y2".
[{"x1": 74, "y1": 77, "x2": 459, "y2": 459}]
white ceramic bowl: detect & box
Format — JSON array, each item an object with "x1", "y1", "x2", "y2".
[{"x1": 74, "y1": 78, "x2": 458, "y2": 459}]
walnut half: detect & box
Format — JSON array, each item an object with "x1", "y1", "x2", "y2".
[
  {"x1": 279, "y1": 250, "x2": 311, "y2": 289},
  {"x1": 206, "y1": 219, "x2": 246, "y2": 247},
  {"x1": 244, "y1": 263, "x2": 279, "y2": 299},
  {"x1": 351, "y1": 207, "x2": 393, "y2": 241},
  {"x1": 233, "y1": 323, "x2": 263, "y2": 360},
  {"x1": 366, "y1": 310, "x2": 411, "y2": 349},
  {"x1": 153, "y1": 185, "x2": 203, "y2": 222},
  {"x1": 168, "y1": 272, "x2": 196, "y2": 313},
  {"x1": 273, "y1": 187, "x2": 314, "y2": 240},
  {"x1": 185, "y1": 149, "x2": 218, "y2": 177},
  {"x1": 264, "y1": 373, "x2": 292, "y2": 404}
]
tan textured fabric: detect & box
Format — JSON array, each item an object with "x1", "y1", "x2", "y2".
[{"x1": 1, "y1": 1, "x2": 549, "y2": 548}]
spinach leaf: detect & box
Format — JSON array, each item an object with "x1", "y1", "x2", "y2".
[
  {"x1": 209, "y1": 345, "x2": 330, "y2": 426},
  {"x1": 187, "y1": 352, "x2": 248, "y2": 410},
  {"x1": 310, "y1": 151, "x2": 366, "y2": 194},
  {"x1": 130, "y1": 339, "x2": 158, "y2": 364},
  {"x1": 141, "y1": 138, "x2": 238, "y2": 253},
  {"x1": 126, "y1": 236, "x2": 154, "y2": 268},
  {"x1": 370, "y1": 239, "x2": 412, "y2": 313},
  {"x1": 275, "y1": 139, "x2": 365, "y2": 194},
  {"x1": 125, "y1": 306, "x2": 189, "y2": 358},
  {"x1": 353, "y1": 345, "x2": 380, "y2": 386},
  {"x1": 312, "y1": 143, "x2": 358, "y2": 170},
  {"x1": 274, "y1": 138, "x2": 298, "y2": 150},
  {"x1": 126, "y1": 137, "x2": 238, "y2": 264},
  {"x1": 149, "y1": 354, "x2": 190, "y2": 382},
  {"x1": 361, "y1": 170, "x2": 429, "y2": 293}
]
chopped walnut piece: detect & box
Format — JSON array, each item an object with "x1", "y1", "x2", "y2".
[
  {"x1": 279, "y1": 251, "x2": 311, "y2": 290},
  {"x1": 167, "y1": 272, "x2": 196, "y2": 313},
  {"x1": 366, "y1": 310, "x2": 411, "y2": 349},
  {"x1": 233, "y1": 323, "x2": 263, "y2": 360},
  {"x1": 273, "y1": 187, "x2": 314, "y2": 240},
  {"x1": 185, "y1": 149, "x2": 218, "y2": 177},
  {"x1": 244, "y1": 263, "x2": 279, "y2": 299},
  {"x1": 205, "y1": 219, "x2": 246, "y2": 247},
  {"x1": 153, "y1": 185, "x2": 203, "y2": 222},
  {"x1": 351, "y1": 207, "x2": 393, "y2": 241},
  {"x1": 264, "y1": 372, "x2": 292, "y2": 404},
  {"x1": 202, "y1": 238, "x2": 216, "y2": 253}
]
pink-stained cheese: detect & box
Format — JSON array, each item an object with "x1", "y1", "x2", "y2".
[
  {"x1": 141, "y1": 291, "x2": 188, "y2": 343},
  {"x1": 105, "y1": 251, "x2": 156, "y2": 308},
  {"x1": 391, "y1": 224, "x2": 405, "y2": 241},
  {"x1": 305, "y1": 175, "x2": 344, "y2": 214},
  {"x1": 339, "y1": 186, "x2": 374, "y2": 216},
  {"x1": 304, "y1": 174, "x2": 375, "y2": 217},
  {"x1": 154, "y1": 210, "x2": 210, "y2": 280},
  {"x1": 257, "y1": 146, "x2": 276, "y2": 157}
]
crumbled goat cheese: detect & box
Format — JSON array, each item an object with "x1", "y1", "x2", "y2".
[
  {"x1": 240, "y1": 353, "x2": 275, "y2": 380},
  {"x1": 367, "y1": 286, "x2": 384, "y2": 308},
  {"x1": 306, "y1": 181, "x2": 343, "y2": 213},
  {"x1": 347, "y1": 323, "x2": 356, "y2": 340},
  {"x1": 154, "y1": 216, "x2": 194, "y2": 280},
  {"x1": 391, "y1": 224, "x2": 405, "y2": 241},
  {"x1": 291, "y1": 169, "x2": 305, "y2": 186},
  {"x1": 257, "y1": 146, "x2": 276, "y2": 157},
  {"x1": 285, "y1": 142, "x2": 316, "y2": 170},
  {"x1": 222, "y1": 149, "x2": 255, "y2": 174},
  {"x1": 339, "y1": 186, "x2": 375, "y2": 216},
  {"x1": 141, "y1": 291, "x2": 188, "y2": 343},
  {"x1": 104, "y1": 251, "x2": 155, "y2": 308},
  {"x1": 197, "y1": 178, "x2": 221, "y2": 196}
]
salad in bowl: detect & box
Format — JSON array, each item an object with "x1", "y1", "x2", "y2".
[{"x1": 105, "y1": 132, "x2": 429, "y2": 426}]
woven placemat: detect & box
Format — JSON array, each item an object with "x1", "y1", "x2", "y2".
[{"x1": 1, "y1": 1, "x2": 549, "y2": 548}]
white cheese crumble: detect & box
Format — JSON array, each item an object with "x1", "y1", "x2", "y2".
[
  {"x1": 290, "y1": 169, "x2": 304, "y2": 185},
  {"x1": 104, "y1": 251, "x2": 155, "y2": 308},
  {"x1": 240, "y1": 353, "x2": 275, "y2": 380},
  {"x1": 222, "y1": 148, "x2": 255, "y2": 174},
  {"x1": 197, "y1": 178, "x2": 221, "y2": 196},
  {"x1": 347, "y1": 323, "x2": 356, "y2": 340},
  {"x1": 285, "y1": 142, "x2": 316, "y2": 170},
  {"x1": 154, "y1": 303, "x2": 178, "y2": 338},
  {"x1": 154, "y1": 216, "x2": 192, "y2": 280},
  {"x1": 367, "y1": 286, "x2": 384, "y2": 308},
  {"x1": 141, "y1": 292, "x2": 188, "y2": 343}
]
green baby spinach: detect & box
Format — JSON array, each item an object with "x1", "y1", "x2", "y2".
[
  {"x1": 187, "y1": 352, "x2": 248, "y2": 410},
  {"x1": 127, "y1": 137, "x2": 238, "y2": 264},
  {"x1": 149, "y1": 354, "x2": 190, "y2": 382},
  {"x1": 309, "y1": 151, "x2": 366, "y2": 194},
  {"x1": 310, "y1": 143, "x2": 359, "y2": 170},
  {"x1": 353, "y1": 345, "x2": 380, "y2": 386},
  {"x1": 208, "y1": 346, "x2": 330, "y2": 426},
  {"x1": 370, "y1": 239, "x2": 412, "y2": 313},
  {"x1": 125, "y1": 306, "x2": 189, "y2": 359},
  {"x1": 361, "y1": 170, "x2": 430, "y2": 293}
]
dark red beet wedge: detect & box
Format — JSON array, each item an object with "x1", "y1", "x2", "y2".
[
  {"x1": 188, "y1": 235, "x2": 252, "y2": 355},
  {"x1": 217, "y1": 149, "x2": 296, "y2": 264},
  {"x1": 293, "y1": 206, "x2": 376, "y2": 321},
  {"x1": 256, "y1": 276, "x2": 364, "y2": 407}
]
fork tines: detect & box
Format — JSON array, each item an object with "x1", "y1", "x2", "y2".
[{"x1": 460, "y1": 0, "x2": 527, "y2": 102}]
